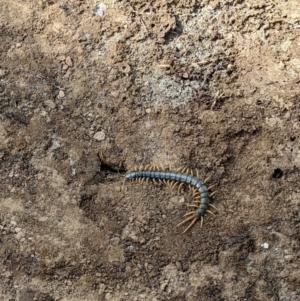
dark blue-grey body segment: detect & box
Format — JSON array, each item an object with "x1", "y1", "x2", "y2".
[{"x1": 126, "y1": 170, "x2": 209, "y2": 219}]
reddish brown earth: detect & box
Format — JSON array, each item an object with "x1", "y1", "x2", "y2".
[{"x1": 0, "y1": 1, "x2": 299, "y2": 300}]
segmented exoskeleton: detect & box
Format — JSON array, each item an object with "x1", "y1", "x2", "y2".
[{"x1": 125, "y1": 166, "x2": 217, "y2": 233}]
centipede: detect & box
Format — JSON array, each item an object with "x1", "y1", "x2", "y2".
[{"x1": 125, "y1": 166, "x2": 218, "y2": 233}]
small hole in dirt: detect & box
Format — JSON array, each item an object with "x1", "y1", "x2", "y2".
[
  {"x1": 290, "y1": 137, "x2": 296, "y2": 141},
  {"x1": 273, "y1": 168, "x2": 283, "y2": 179}
]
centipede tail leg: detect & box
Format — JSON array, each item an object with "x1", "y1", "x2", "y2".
[{"x1": 183, "y1": 218, "x2": 198, "y2": 233}]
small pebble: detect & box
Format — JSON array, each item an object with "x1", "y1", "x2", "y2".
[
  {"x1": 15, "y1": 227, "x2": 22, "y2": 233},
  {"x1": 0, "y1": 69, "x2": 6, "y2": 78},
  {"x1": 111, "y1": 91, "x2": 119, "y2": 97},
  {"x1": 44, "y1": 100, "x2": 56, "y2": 109},
  {"x1": 261, "y1": 242, "x2": 269, "y2": 249},
  {"x1": 62, "y1": 64, "x2": 69, "y2": 71},
  {"x1": 98, "y1": 283, "x2": 106, "y2": 295},
  {"x1": 10, "y1": 221, "x2": 17, "y2": 226},
  {"x1": 93, "y1": 131, "x2": 106, "y2": 141},
  {"x1": 58, "y1": 90, "x2": 65, "y2": 98},
  {"x1": 65, "y1": 56, "x2": 73, "y2": 67}
]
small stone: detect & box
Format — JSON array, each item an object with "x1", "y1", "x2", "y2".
[
  {"x1": 98, "y1": 283, "x2": 106, "y2": 295},
  {"x1": 16, "y1": 232, "x2": 24, "y2": 240},
  {"x1": 65, "y1": 56, "x2": 73, "y2": 67},
  {"x1": 93, "y1": 131, "x2": 106, "y2": 141},
  {"x1": 183, "y1": 72, "x2": 189, "y2": 79},
  {"x1": 0, "y1": 69, "x2": 6, "y2": 78},
  {"x1": 62, "y1": 64, "x2": 69, "y2": 71},
  {"x1": 57, "y1": 55, "x2": 66, "y2": 62},
  {"x1": 284, "y1": 255, "x2": 294, "y2": 262},
  {"x1": 111, "y1": 91, "x2": 119, "y2": 97},
  {"x1": 10, "y1": 221, "x2": 17, "y2": 226},
  {"x1": 16, "y1": 43, "x2": 22, "y2": 48},
  {"x1": 175, "y1": 261, "x2": 182, "y2": 270},
  {"x1": 58, "y1": 90, "x2": 65, "y2": 98},
  {"x1": 37, "y1": 172, "x2": 45, "y2": 180},
  {"x1": 261, "y1": 242, "x2": 269, "y2": 249},
  {"x1": 110, "y1": 237, "x2": 120, "y2": 245},
  {"x1": 145, "y1": 108, "x2": 151, "y2": 114},
  {"x1": 15, "y1": 227, "x2": 22, "y2": 233},
  {"x1": 160, "y1": 282, "x2": 168, "y2": 291},
  {"x1": 44, "y1": 100, "x2": 56, "y2": 109}
]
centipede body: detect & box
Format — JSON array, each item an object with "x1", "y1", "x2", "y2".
[{"x1": 125, "y1": 168, "x2": 217, "y2": 233}]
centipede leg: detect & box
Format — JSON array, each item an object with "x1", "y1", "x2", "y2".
[
  {"x1": 178, "y1": 182, "x2": 185, "y2": 191},
  {"x1": 183, "y1": 211, "x2": 195, "y2": 217},
  {"x1": 209, "y1": 191, "x2": 217, "y2": 197},
  {"x1": 207, "y1": 184, "x2": 217, "y2": 190},
  {"x1": 206, "y1": 210, "x2": 215, "y2": 216},
  {"x1": 204, "y1": 176, "x2": 211, "y2": 183},
  {"x1": 176, "y1": 215, "x2": 194, "y2": 227},
  {"x1": 200, "y1": 216, "x2": 204, "y2": 228},
  {"x1": 208, "y1": 204, "x2": 219, "y2": 211},
  {"x1": 183, "y1": 218, "x2": 198, "y2": 233},
  {"x1": 170, "y1": 181, "x2": 179, "y2": 189}
]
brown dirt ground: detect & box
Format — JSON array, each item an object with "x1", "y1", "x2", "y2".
[{"x1": 1, "y1": 1, "x2": 300, "y2": 300}]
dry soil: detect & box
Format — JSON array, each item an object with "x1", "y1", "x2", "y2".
[{"x1": 0, "y1": 1, "x2": 300, "y2": 300}]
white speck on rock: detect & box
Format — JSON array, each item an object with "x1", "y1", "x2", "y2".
[
  {"x1": 93, "y1": 3, "x2": 106, "y2": 16},
  {"x1": 58, "y1": 90, "x2": 65, "y2": 98},
  {"x1": 94, "y1": 131, "x2": 106, "y2": 141},
  {"x1": 261, "y1": 242, "x2": 269, "y2": 249}
]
